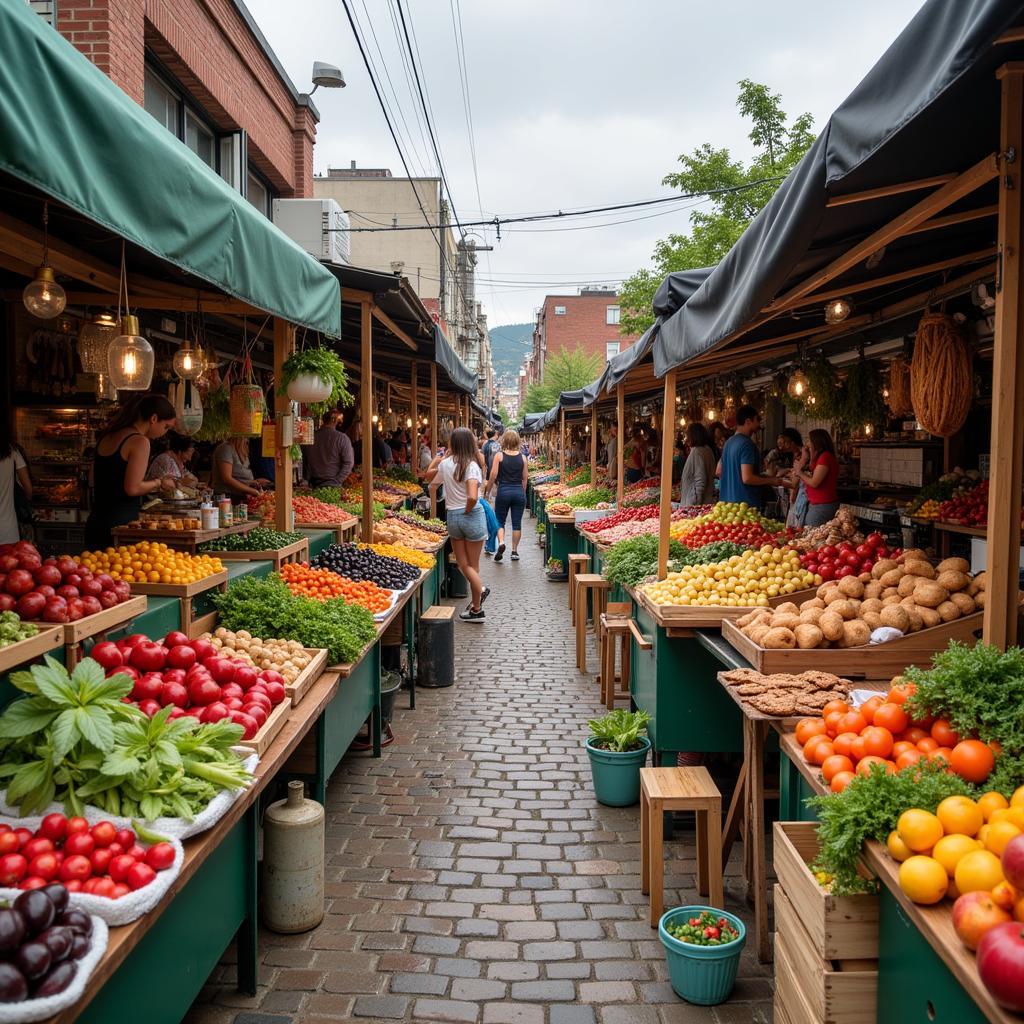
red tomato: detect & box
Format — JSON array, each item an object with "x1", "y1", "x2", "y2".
[
  {"x1": 21, "y1": 838, "x2": 54, "y2": 861},
  {"x1": 64, "y1": 832, "x2": 94, "y2": 857},
  {"x1": 859, "y1": 696, "x2": 884, "y2": 725},
  {"x1": 836, "y1": 712, "x2": 868, "y2": 736},
  {"x1": 90, "y1": 848, "x2": 113, "y2": 875},
  {"x1": 862, "y1": 726, "x2": 895, "y2": 759},
  {"x1": 856, "y1": 755, "x2": 894, "y2": 777},
  {"x1": 59, "y1": 855, "x2": 92, "y2": 882},
  {"x1": 38, "y1": 813, "x2": 68, "y2": 843},
  {"x1": 110, "y1": 883, "x2": 130, "y2": 899},
  {"x1": 144, "y1": 843, "x2": 176, "y2": 871},
  {"x1": 0, "y1": 833, "x2": 18, "y2": 856},
  {"x1": 931, "y1": 719, "x2": 962, "y2": 748},
  {"x1": 108, "y1": 855, "x2": 137, "y2": 883},
  {"x1": 90, "y1": 821, "x2": 117, "y2": 848},
  {"x1": 830, "y1": 771, "x2": 856, "y2": 793},
  {"x1": 27, "y1": 853, "x2": 58, "y2": 882},
  {"x1": 114, "y1": 828, "x2": 135, "y2": 850},
  {"x1": 13, "y1": 828, "x2": 32, "y2": 849},
  {"x1": 873, "y1": 703, "x2": 909, "y2": 735},
  {"x1": 832, "y1": 732, "x2": 860, "y2": 758},
  {"x1": 91, "y1": 878, "x2": 117, "y2": 899},
  {"x1": 902, "y1": 727, "x2": 928, "y2": 744},
  {"x1": 0, "y1": 854, "x2": 27, "y2": 885},
  {"x1": 896, "y1": 749, "x2": 926, "y2": 771},
  {"x1": 126, "y1": 862, "x2": 157, "y2": 890},
  {"x1": 66, "y1": 817, "x2": 89, "y2": 836},
  {"x1": 850, "y1": 736, "x2": 868, "y2": 762}
]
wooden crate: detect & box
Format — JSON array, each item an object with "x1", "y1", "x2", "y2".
[
  {"x1": 775, "y1": 885, "x2": 877, "y2": 1024},
  {"x1": 112, "y1": 520, "x2": 257, "y2": 553},
  {"x1": 0, "y1": 626, "x2": 64, "y2": 675},
  {"x1": 61, "y1": 595, "x2": 149, "y2": 669},
  {"x1": 286, "y1": 648, "x2": 329, "y2": 706},
  {"x1": 774, "y1": 821, "x2": 878, "y2": 960},
  {"x1": 288, "y1": 520, "x2": 358, "y2": 545},
  {"x1": 129, "y1": 571, "x2": 229, "y2": 639},
  {"x1": 212, "y1": 536, "x2": 310, "y2": 570},
  {"x1": 237, "y1": 696, "x2": 291, "y2": 756},
  {"x1": 634, "y1": 586, "x2": 818, "y2": 631},
  {"x1": 721, "y1": 611, "x2": 984, "y2": 680}
]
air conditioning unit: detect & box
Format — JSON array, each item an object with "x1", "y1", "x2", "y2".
[{"x1": 272, "y1": 198, "x2": 350, "y2": 266}]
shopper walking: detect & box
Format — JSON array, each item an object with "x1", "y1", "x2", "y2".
[
  {"x1": 85, "y1": 394, "x2": 177, "y2": 549},
  {"x1": 486, "y1": 428, "x2": 528, "y2": 562},
  {"x1": 425, "y1": 426, "x2": 489, "y2": 622},
  {"x1": 790, "y1": 428, "x2": 840, "y2": 527},
  {"x1": 678, "y1": 421, "x2": 717, "y2": 506}
]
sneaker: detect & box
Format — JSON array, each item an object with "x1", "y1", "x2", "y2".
[
  {"x1": 494, "y1": 543, "x2": 505, "y2": 562},
  {"x1": 510, "y1": 551, "x2": 520, "y2": 561},
  {"x1": 459, "y1": 607, "x2": 485, "y2": 622},
  {"x1": 481, "y1": 586, "x2": 491, "y2": 604}
]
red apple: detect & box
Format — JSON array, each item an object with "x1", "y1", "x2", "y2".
[
  {"x1": 34, "y1": 565, "x2": 61, "y2": 588},
  {"x1": 978, "y1": 922, "x2": 1024, "y2": 1011},
  {"x1": 1002, "y1": 835, "x2": 1024, "y2": 890},
  {"x1": 953, "y1": 891, "x2": 1011, "y2": 951}
]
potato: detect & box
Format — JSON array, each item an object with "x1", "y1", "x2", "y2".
[
  {"x1": 882, "y1": 594, "x2": 903, "y2": 607},
  {"x1": 880, "y1": 604, "x2": 911, "y2": 633},
  {"x1": 949, "y1": 592, "x2": 976, "y2": 615},
  {"x1": 736, "y1": 611, "x2": 758, "y2": 628},
  {"x1": 872, "y1": 559, "x2": 899, "y2": 579},
  {"x1": 840, "y1": 620, "x2": 871, "y2": 648},
  {"x1": 902, "y1": 548, "x2": 930, "y2": 563},
  {"x1": 862, "y1": 611, "x2": 883, "y2": 630},
  {"x1": 967, "y1": 572, "x2": 986, "y2": 596},
  {"x1": 860, "y1": 598, "x2": 883, "y2": 614},
  {"x1": 937, "y1": 570, "x2": 970, "y2": 593},
  {"x1": 819, "y1": 611, "x2": 845, "y2": 642},
  {"x1": 830, "y1": 599, "x2": 859, "y2": 621},
  {"x1": 803, "y1": 597, "x2": 826, "y2": 611},
  {"x1": 879, "y1": 568, "x2": 905, "y2": 588},
  {"x1": 904, "y1": 559, "x2": 936, "y2": 579},
  {"x1": 897, "y1": 574, "x2": 919, "y2": 598},
  {"x1": 976, "y1": 590, "x2": 987, "y2": 608},
  {"x1": 799, "y1": 607, "x2": 825, "y2": 625},
  {"x1": 881, "y1": 586, "x2": 899, "y2": 600},
  {"x1": 745, "y1": 624, "x2": 771, "y2": 644},
  {"x1": 905, "y1": 606, "x2": 924, "y2": 632},
  {"x1": 918, "y1": 606, "x2": 941, "y2": 628},
  {"x1": 794, "y1": 623, "x2": 824, "y2": 650},
  {"x1": 824, "y1": 589, "x2": 849, "y2": 606},
  {"x1": 913, "y1": 581, "x2": 949, "y2": 609},
  {"x1": 818, "y1": 581, "x2": 840, "y2": 600},
  {"x1": 937, "y1": 557, "x2": 970, "y2": 575},
  {"x1": 775, "y1": 602, "x2": 800, "y2": 616},
  {"x1": 838, "y1": 576, "x2": 864, "y2": 599},
  {"x1": 864, "y1": 581, "x2": 884, "y2": 601},
  {"x1": 937, "y1": 600, "x2": 962, "y2": 622},
  {"x1": 763, "y1": 627, "x2": 796, "y2": 650},
  {"x1": 772, "y1": 612, "x2": 802, "y2": 632}
]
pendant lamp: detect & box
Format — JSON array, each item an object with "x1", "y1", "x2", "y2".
[
  {"x1": 108, "y1": 243, "x2": 154, "y2": 390},
  {"x1": 172, "y1": 340, "x2": 202, "y2": 380},
  {"x1": 787, "y1": 368, "x2": 809, "y2": 399},
  {"x1": 77, "y1": 312, "x2": 119, "y2": 374},
  {"x1": 23, "y1": 203, "x2": 66, "y2": 320}
]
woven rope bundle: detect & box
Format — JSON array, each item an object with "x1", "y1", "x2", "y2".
[
  {"x1": 887, "y1": 356, "x2": 913, "y2": 417},
  {"x1": 910, "y1": 313, "x2": 972, "y2": 437}
]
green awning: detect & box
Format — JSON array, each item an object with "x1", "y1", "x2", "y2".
[{"x1": 0, "y1": 1, "x2": 340, "y2": 336}]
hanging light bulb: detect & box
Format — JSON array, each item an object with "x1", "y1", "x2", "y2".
[
  {"x1": 824, "y1": 297, "x2": 852, "y2": 324},
  {"x1": 706, "y1": 406, "x2": 718, "y2": 422},
  {"x1": 864, "y1": 423, "x2": 873, "y2": 436},
  {"x1": 371, "y1": 413, "x2": 379, "y2": 424},
  {"x1": 77, "y1": 312, "x2": 119, "y2": 375},
  {"x1": 108, "y1": 315, "x2": 154, "y2": 390},
  {"x1": 172, "y1": 340, "x2": 202, "y2": 380},
  {"x1": 95, "y1": 372, "x2": 117, "y2": 403},
  {"x1": 787, "y1": 369, "x2": 809, "y2": 399},
  {"x1": 23, "y1": 203, "x2": 66, "y2": 320},
  {"x1": 406, "y1": 416, "x2": 413, "y2": 428},
  {"x1": 678, "y1": 416, "x2": 686, "y2": 427},
  {"x1": 675, "y1": 395, "x2": 681, "y2": 405}
]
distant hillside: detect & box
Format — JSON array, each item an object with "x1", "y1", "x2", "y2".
[{"x1": 489, "y1": 322, "x2": 533, "y2": 380}]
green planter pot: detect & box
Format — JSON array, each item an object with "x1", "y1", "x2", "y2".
[
  {"x1": 659, "y1": 906, "x2": 746, "y2": 1006},
  {"x1": 585, "y1": 736, "x2": 650, "y2": 806}
]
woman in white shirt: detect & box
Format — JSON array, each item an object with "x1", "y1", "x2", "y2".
[
  {"x1": 424, "y1": 427, "x2": 489, "y2": 622},
  {"x1": 0, "y1": 421, "x2": 30, "y2": 545},
  {"x1": 146, "y1": 433, "x2": 198, "y2": 488}
]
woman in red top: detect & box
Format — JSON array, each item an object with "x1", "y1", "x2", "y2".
[{"x1": 791, "y1": 428, "x2": 839, "y2": 527}]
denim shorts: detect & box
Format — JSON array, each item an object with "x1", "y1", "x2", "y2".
[{"x1": 447, "y1": 504, "x2": 487, "y2": 541}]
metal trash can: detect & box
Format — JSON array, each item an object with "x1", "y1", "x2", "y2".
[{"x1": 418, "y1": 606, "x2": 455, "y2": 688}]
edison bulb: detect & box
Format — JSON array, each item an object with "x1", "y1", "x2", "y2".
[
  {"x1": 23, "y1": 266, "x2": 66, "y2": 319},
  {"x1": 107, "y1": 315, "x2": 154, "y2": 390}
]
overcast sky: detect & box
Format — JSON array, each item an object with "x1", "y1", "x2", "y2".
[{"x1": 248, "y1": 0, "x2": 926, "y2": 341}]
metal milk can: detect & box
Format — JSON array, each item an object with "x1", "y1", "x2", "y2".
[{"x1": 261, "y1": 780, "x2": 325, "y2": 933}]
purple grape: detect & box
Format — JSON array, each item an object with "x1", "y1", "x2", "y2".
[
  {"x1": 34, "y1": 960, "x2": 76, "y2": 997},
  {"x1": 0, "y1": 963, "x2": 27, "y2": 1002},
  {"x1": 13, "y1": 891, "x2": 54, "y2": 935},
  {"x1": 13, "y1": 942, "x2": 50, "y2": 981},
  {"x1": 37, "y1": 926, "x2": 73, "y2": 963},
  {"x1": 69, "y1": 933, "x2": 90, "y2": 960},
  {"x1": 40, "y1": 884, "x2": 69, "y2": 914},
  {"x1": 0, "y1": 909, "x2": 25, "y2": 953}
]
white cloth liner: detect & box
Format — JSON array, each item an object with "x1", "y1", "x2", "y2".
[
  {"x1": 0, "y1": 753, "x2": 258, "y2": 842},
  {"x1": 0, "y1": 916, "x2": 108, "y2": 1024}
]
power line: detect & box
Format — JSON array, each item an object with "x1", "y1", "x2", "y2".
[{"x1": 385, "y1": 0, "x2": 435, "y2": 176}]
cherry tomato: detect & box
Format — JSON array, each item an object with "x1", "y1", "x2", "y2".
[
  {"x1": 66, "y1": 817, "x2": 89, "y2": 836},
  {"x1": 144, "y1": 843, "x2": 175, "y2": 871},
  {"x1": 22, "y1": 838, "x2": 54, "y2": 861},
  {"x1": 64, "y1": 833, "x2": 94, "y2": 857},
  {"x1": 38, "y1": 813, "x2": 68, "y2": 843},
  {"x1": 931, "y1": 719, "x2": 961, "y2": 748},
  {"x1": 27, "y1": 853, "x2": 59, "y2": 882},
  {"x1": 126, "y1": 862, "x2": 157, "y2": 891},
  {"x1": 90, "y1": 821, "x2": 117, "y2": 849},
  {"x1": 108, "y1": 855, "x2": 137, "y2": 883},
  {"x1": 90, "y1": 848, "x2": 113, "y2": 876},
  {"x1": 91, "y1": 878, "x2": 116, "y2": 899},
  {"x1": 59, "y1": 855, "x2": 92, "y2": 883}
]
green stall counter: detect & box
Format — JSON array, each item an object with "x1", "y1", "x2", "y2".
[
  {"x1": 299, "y1": 528, "x2": 336, "y2": 559},
  {"x1": 545, "y1": 515, "x2": 578, "y2": 574}
]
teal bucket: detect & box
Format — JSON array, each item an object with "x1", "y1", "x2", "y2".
[
  {"x1": 585, "y1": 736, "x2": 650, "y2": 806},
  {"x1": 659, "y1": 906, "x2": 746, "y2": 1006}
]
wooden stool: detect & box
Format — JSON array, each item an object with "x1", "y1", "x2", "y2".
[
  {"x1": 599, "y1": 602, "x2": 632, "y2": 706},
  {"x1": 567, "y1": 554, "x2": 590, "y2": 617},
  {"x1": 640, "y1": 766, "x2": 723, "y2": 928},
  {"x1": 574, "y1": 575, "x2": 610, "y2": 673}
]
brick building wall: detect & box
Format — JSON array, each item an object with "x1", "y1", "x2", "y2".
[
  {"x1": 55, "y1": 0, "x2": 314, "y2": 196},
  {"x1": 531, "y1": 291, "x2": 637, "y2": 382}
]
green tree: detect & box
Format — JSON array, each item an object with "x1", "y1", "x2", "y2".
[
  {"x1": 619, "y1": 80, "x2": 815, "y2": 336},
  {"x1": 523, "y1": 346, "x2": 601, "y2": 414},
  {"x1": 497, "y1": 405, "x2": 512, "y2": 427}
]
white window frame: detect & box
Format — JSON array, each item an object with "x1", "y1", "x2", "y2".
[
  {"x1": 554, "y1": 305, "x2": 566, "y2": 316},
  {"x1": 605, "y1": 341, "x2": 621, "y2": 360},
  {"x1": 606, "y1": 305, "x2": 621, "y2": 325}
]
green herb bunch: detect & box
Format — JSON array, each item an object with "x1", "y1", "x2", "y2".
[
  {"x1": 202, "y1": 526, "x2": 304, "y2": 552},
  {"x1": 564, "y1": 487, "x2": 614, "y2": 510},
  {"x1": 194, "y1": 384, "x2": 231, "y2": 443},
  {"x1": 212, "y1": 574, "x2": 377, "y2": 664},
  {"x1": 279, "y1": 346, "x2": 354, "y2": 418},
  {"x1": 604, "y1": 535, "x2": 687, "y2": 588}
]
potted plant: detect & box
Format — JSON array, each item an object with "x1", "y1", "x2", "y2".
[
  {"x1": 536, "y1": 520, "x2": 547, "y2": 547},
  {"x1": 545, "y1": 556, "x2": 564, "y2": 580},
  {"x1": 659, "y1": 906, "x2": 746, "y2": 1005},
  {"x1": 585, "y1": 708, "x2": 651, "y2": 806},
  {"x1": 279, "y1": 346, "x2": 353, "y2": 416}
]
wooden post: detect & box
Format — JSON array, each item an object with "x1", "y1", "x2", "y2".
[
  {"x1": 410, "y1": 360, "x2": 418, "y2": 467},
  {"x1": 616, "y1": 384, "x2": 625, "y2": 507},
  {"x1": 657, "y1": 369, "x2": 677, "y2": 578},
  {"x1": 590, "y1": 404, "x2": 598, "y2": 487},
  {"x1": 360, "y1": 300, "x2": 374, "y2": 543},
  {"x1": 559, "y1": 409, "x2": 566, "y2": 486},
  {"x1": 430, "y1": 362, "x2": 438, "y2": 519},
  {"x1": 985, "y1": 65, "x2": 1024, "y2": 648},
  {"x1": 272, "y1": 318, "x2": 295, "y2": 533}
]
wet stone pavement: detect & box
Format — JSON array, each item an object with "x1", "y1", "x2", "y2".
[{"x1": 184, "y1": 525, "x2": 772, "y2": 1024}]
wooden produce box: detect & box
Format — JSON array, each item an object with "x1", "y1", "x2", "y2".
[
  {"x1": 237, "y1": 696, "x2": 291, "y2": 756},
  {"x1": 212, "y1": 536, "x2": 309, "y2": 570},
  {"x1": 290, "y1": 519, "x2": 358, "y2": 544},
  {"x1": 129, "y1": 570, "x2": 229, "y2": 639},
  {"x1": 775, "y1": 884, "x2": 877, "y2": 1024},
  {"x1": 0, "y1": 625, "x2": 64, "y2": 674},
  {"x1": 773, "y1": 821, "x2": 878, "y2": 960},
  {"x1": 286, "y1": 648, "x2": 329, "y2": 707},
  {"x1": 61, "y1": 595, "x2": 148, "y2": 669},
  {"x1": 634, "y1": 586, "x2": 818, "y2": 631},
  {"x1": 721, "y1": 611, "x2": 984, "y2": 680},
  {"x1": 112, "y1": 520, "x2": 257, "y2": 553}
]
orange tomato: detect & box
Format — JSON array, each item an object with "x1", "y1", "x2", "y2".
[
  {"x1": 836, "y1": 711, "x2": 868, "y2": 736},
  {"x1": 832, "y1": 732, "x2": 860, "y2": 758},
  {"x1": 949, "y1": 740, "x2": 996, "y2": 784},
  {"x1": 902, "y1": 727, "x2": 928, "y2": 744},
  {"x1": 809, "y1": 740, "x2": 836, "y2": 766},
  {"x1": 795, "y1": 719, "x2": 827, "y2": 746},
  {"x1": 850, "y1": 736, "x2": 868, "y2": 762},
  {"x1": 830, "y1": 771, "x2": 856, "y2": 793},
  {"x1": 857, "y1": 755, "x2": 893, "y2": 777},
  {"x1": 859, "y1": 695, "x2": 884, "y2": 724},
  {"x1": 873, "y1": 703, "x2": 909, "y2": 734},
  {"x1": 888, "y1": 681, "x2": 916, "y2": 704},
  {"x1": 822, "y1": 699, "x2": 850, "y2": 718},
  {"x1": 892, "y1": 741, "x2": 917, "y2": 760},
  {"x1": 824, "y1": 711, "x2": 847, "y2": 738},
  {"x1": 821, "y1": 754, "x2": 854, "y2": 782},
  {"x1": 929, "y1": 747, "x2": 953, "y2": 766},
  {"x1": 803, "y1": 734, "x2": 832, "y2": 762},
  {"x1": 917, "y1": 737, "x2": 939, "y2": 753},
  {"x1": 931, "y1": 719, "x2": 961, "y2": 748},
  {"x1": 896, "y1": 749, "x2": 925, "y2": 771},
  {"x1": 989, "y1": 739, "x2": 1004, "y2": 757},
  {"x1": 862, "y1": 726, "x2": 895, "y2": 759}
]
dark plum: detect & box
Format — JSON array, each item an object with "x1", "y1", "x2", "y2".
[
  {"x1": 37, "y1": 926, "x2": 73, "y2": 963},
  {"x1": 0, "y1": 962, "x2": 27, "y2": 1002},
  {"x1": 69, "y1": 932, "x2": 90, "y2": 960},
  {"x1": 13, "y1": 891, "x2": 54, "y2": 935},
  {"x1": 13, "y1": 942, "x2": 50, "y2": 981},
  {"x1": 40, "y1": 884, "x2": 68, "y2": 914},
  {"x1": 57, "y1": 909, "x2": 91, "y2": 937},
  {"x1": 34, "y1": 960, "x2": 76, "y2": 997},
  {"x1": 0, "y1": 908, "x2": 25, "y2": 952}
]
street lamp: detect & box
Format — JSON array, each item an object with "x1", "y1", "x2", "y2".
[{"x1": 309, "y1": 61, "x2": 346, "y2": 94}]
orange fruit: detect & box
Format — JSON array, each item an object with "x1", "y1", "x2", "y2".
[
  {"x1": 931, "y1": 719, "x2": 962, "y2": 748},
  {"x1": 830, "y1": 771, "x2": 855, "y2": 794},
  {"x1": 859, "y1": 695, "x2": 884, "y2": 724},
  {"x1": 873, "y1": 703, "x2": 909, "y2": 734},
  {"x1": 932, "y1": 834, "x2": 982, "y2": 877},
  {"x1": 898, "y1": 809, "x2": 944, "y2": 852},
  {"x1": 1011, "y1": 785, "x2": 1024, "y2": 808},
  {"x1": 821, "y1": 755, "x2": 854, "y2": 783},
  {"x1": 898, "y1": 855, "x2": 949, "y2": 904},
  {"x1": 862, "y1": 726, "x2": 895, "y2": 759},
  {"x1": 955, "y1": 849, "x2": 1005, "y2": 895},
  {"x1": 986, "y1": 820, "x2": 1023, "y2": 857},
  {"x1": 978, "y1": 792, "x2": 1010, "y2": 821},
  {"x1": 949, "y1": 740, "x2": 996, "y2": 784},
  {"x1": 936, "y1": 796, "x2": 983, "y2": 837},
  {"x1": 887, "y1": 830, "x2": 913, "y2": 863}
]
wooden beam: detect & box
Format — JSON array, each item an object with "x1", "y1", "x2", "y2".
[
  {"x1": 371, "y1": 304, "x2": 417, "y2": 351},
  {"x1": 559, "y1": 409, "x2": 566, "y2": 486},
  {"x1": 60, "y1": 291, "x2": 261, "y2": 315},
  {"x1": 360, "y1": 301, "x2": 374, "y2": 543},
  {"x1": 995, "y1": 30, "x2": 1024, "y2": 46},
  {"x1": 341, "y1": 287, "x2": 376, "y2": 305},
  {"x1": 410, "y1": 360, "x2": 418, "y2": 459},
  {"x1": 616, "y1": 385, "x2": 625, "y2": 506},
  {"x1": 590, "y1": 405, "x2": 598, "y2": 488},
  {"x1": 657, "y1": 370, "x2": 677, "y2": 578},
  {"x1": 273, "y1": 319, "x2": 295, "y2": 533},
  {"x1": 904, "y1": 203, "x2": 999, "y2": 237},
  {"x1": 985, "y1": 66, "x2": 1024, "y2": 649},
  {"x1": 430, "y1": 363, "x2": 438, "y2": 519},
  {"x1": 825, "y1": 173, "x2": 958, "y2": 208}
]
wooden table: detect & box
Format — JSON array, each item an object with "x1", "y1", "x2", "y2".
[
  {"x1": 54, "y1": 672, "x2": 338, "y2": 1024},
  {"x1": 932, "y1": 520, "x2": 986, "y2": 559},
  {"x1": 112, "y1": 520, "x2": 258, "y2": 553}
]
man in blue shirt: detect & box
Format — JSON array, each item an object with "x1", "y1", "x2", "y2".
[{"x1": 717, "y1": 405, "x2": 787, "y2": 510}]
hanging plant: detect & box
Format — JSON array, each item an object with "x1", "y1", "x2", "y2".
[
  {"x1": 194, "y1": 381, "x2": 231, "y2": 442},
  {"x1": 840, "y1": 358, "x2": 887, "y2": 432},
  {"x1": 279, "y1": 346, "x2": 353, "y2": 418}
]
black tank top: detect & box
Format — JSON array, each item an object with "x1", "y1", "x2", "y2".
[
  {"x1": 497, "y1": 452, "x2": 524, "y2": 486},
  {"x1": 92, "y1": 433, "x2": 141, "y2": 515}
]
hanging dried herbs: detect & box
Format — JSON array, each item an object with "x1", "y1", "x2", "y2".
[{"x1": 841, "y1": 358, "x2": 887, "y2": 431}]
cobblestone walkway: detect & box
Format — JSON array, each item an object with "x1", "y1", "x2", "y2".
[{"x1": 186, "y1": 525, "x2": 771, "y2": 1024}]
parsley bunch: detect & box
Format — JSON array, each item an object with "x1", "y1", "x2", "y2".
[{"x1": 604, "y1": 535, "x2": 687, "y2": 587}]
